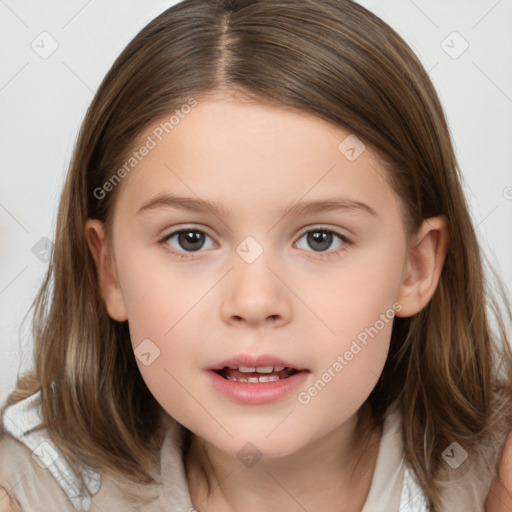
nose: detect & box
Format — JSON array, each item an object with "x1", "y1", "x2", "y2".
[{"x1": 220, "y1": 253, "x2": 292, "y2": 328}]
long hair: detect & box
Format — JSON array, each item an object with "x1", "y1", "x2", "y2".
[{"x1": 3, "y1": 0, "x2": 512, "y2": 509}]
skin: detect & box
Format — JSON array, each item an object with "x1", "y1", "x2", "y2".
[
  {"x1": 485, "y1": 434, "x2": 512, "y2": 511},
  {"x1": 0, "y1": 489, "x2": 20, "y2": 512},
  {"x1": 86, "y1": 91, "x2": 449, "y2": 512}
]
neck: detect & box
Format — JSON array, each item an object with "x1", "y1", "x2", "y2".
[{"x1": 184, "y1": 404, "x2": 382, "y2": 512}]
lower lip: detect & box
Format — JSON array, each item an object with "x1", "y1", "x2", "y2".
[{"x1": 208, "y1": 369, "x2": 310, "y2": 405}]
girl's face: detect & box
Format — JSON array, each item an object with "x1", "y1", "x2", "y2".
[{"x1": 87, "y1": 92, "x2": 444, "y2": 459}]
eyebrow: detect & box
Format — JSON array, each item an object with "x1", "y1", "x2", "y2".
[{"x1": 137, "y1": 193, "x2": 378, "y2": 218}]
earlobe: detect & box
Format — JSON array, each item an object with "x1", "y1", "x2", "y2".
[
  {"x1": 395, "y1": 215, "x2": 450, "y2": 318},
  {"x1": 85, "y1": 219, "x2": 128, "y2": 322}
]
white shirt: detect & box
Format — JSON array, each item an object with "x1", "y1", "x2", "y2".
[{"x1": 2, "y1": 391, "x2": 428, "y2": 511}]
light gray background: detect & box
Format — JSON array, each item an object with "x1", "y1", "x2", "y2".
[{"x1": 1, "y1": 0, "x2": 511, "y2": 405}]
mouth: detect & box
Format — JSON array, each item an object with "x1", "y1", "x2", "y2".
[
  {"x1": 212, "y1": 365, "x2": 300, "y2": 383},
  {"x1": 208, "y1": 357, "x2": 310, "y2": 404}
]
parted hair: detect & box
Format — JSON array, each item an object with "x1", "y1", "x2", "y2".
[{"x1": 2, "y1": 1, "x2": 512, "y2": 509}]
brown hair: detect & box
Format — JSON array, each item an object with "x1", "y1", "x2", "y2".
[{"x1": 3, "y1": 0, "x2": 512, "y2": 508}]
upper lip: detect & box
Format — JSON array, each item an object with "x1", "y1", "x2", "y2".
[{"x1": 210, "y1": 354, "x2": 307, "y2": 371}]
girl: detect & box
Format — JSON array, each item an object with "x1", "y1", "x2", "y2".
[{"x1": 1, "y1": 1, "x2": 512, "y2": 511}]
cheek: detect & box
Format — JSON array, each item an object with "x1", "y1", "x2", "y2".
[
  {"x1": 113, "y1": 244, "x2": 214, "y2": 411},
  {"x1": 296, "y1": 288, "x2": 395, "y2": 423},
  {"x1": 302, "y1": 235, "x2": 405, "y2": 344},
  {"x1": 293, "y1": 237, "x2": 404, "y2": 406},
  {"x1": 115, "y1": 243, "x2": 214, "y2": 344}
]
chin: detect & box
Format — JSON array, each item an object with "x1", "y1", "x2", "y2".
[{"x1": 214, "y1": 434, "x2": 305, "y2": 462}]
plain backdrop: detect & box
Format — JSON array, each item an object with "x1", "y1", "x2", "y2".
[{"x1": 1, "y1": 0, "x2": 511, "y2": 404}]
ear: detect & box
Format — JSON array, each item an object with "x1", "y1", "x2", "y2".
[
  {"x1": 85, "y1": 219, "x2": 128, "y2": 322},
  {"x1": 395, "y1": 215, "x2": 450, "y2": 317}
]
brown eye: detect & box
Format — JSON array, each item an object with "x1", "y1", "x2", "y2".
[
  {"x1": 177, "y1": 230, "x2": 206, "y2": 251},
  {"x1": 306, "y1": 230, "x2": 333, "y2": 252},
  {"x1": 295, "y1": 229, "x2": 349, "y2": 254},
  {"x1": 161, "y1": 229, "x2": 216, "y2": 254}
]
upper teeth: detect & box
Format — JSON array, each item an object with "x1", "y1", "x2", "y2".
[{"x1": 232, "y1": 365, "x2": 286, "y2": 373}]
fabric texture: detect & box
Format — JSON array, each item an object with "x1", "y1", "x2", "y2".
[{"x1": 0, "y1": 390, "x2": 503, "y2": 511}]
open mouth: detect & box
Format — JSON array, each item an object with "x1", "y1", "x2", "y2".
[{"x1": 213, "y1": 366, "x2": 300, "y2": 383}]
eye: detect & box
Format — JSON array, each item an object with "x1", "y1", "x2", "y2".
[
  {"x1": 295, "y1": 227, "x2": 350, "y2": 258},
  {"x1": 159, "y1": 228, "x2": 216, "y2": 257},
  {"x1": 158, "y1": 226, "x2": 351, "y2": 261}
]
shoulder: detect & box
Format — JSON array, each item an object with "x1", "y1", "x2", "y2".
[
  {"x1": 0, "y1": 432, "x2": 34, "y2": 479},
  {"x1": 0, "y1": 433, "x2": 25, "y2": 511},
  {"x1": 497, "y1": 433, "x2": 512, "y2": 489},
  {"x1": 0, "y1": 429, "x2": 96, "y2": 512},
  {"x1": 485, "y1": 433, "x2": 512, "y2": 511},
  {"x1": 0, "y1": 432, "x2": 53, "y2": 505},
  {"x1": 0, "y1": 487, "x2": 22, "y2": 512},
  {"x1": 0, "y1": 393, "x2": 98, "y2": 512}
]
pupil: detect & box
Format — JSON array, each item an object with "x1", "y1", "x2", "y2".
[
  {"x1": 178, "y1": 231, "x2": 204, "y2": 251},
  {"x1": 308, "y1": 231, "x2": 332, "y2": 251}
]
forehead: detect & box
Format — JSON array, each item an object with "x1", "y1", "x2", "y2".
[{"x1": 113, "y1": 95, "x2": 401, "y2": 223}]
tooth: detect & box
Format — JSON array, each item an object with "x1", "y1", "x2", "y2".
[
  {"x1": 255, "y1": 366, "x2": 273, "y2": 373},
  {"x1": 257, "y1": 375, "x2": 280, "y2": 382},
  {"x1": 239, "y1": 366, "x2": 256, "y2": 373},
  {"x1": 274, "y1": 366, "x2": 285, "y2": 372},
  {"x1": 227, "y1": 374, "x2": 284, "y2": 383}
]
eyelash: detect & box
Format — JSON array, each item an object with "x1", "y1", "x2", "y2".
[{"x1": 158, "y1": 226, "x2": 352, "y2": 261}]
